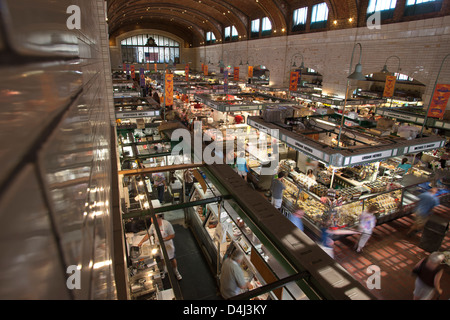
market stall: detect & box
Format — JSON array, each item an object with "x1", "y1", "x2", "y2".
[
  {"x1": 113, "y1": 80, "x2": 141, "y2": 98},
  {"x1": 246, "y1": 114, "x2": 447, "y2": 238},
  {"x1": 121, "y1": 174, "x2": 181, "y2": 300}
]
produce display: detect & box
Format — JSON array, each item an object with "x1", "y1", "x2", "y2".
[
  {"x1": 366, "y1": 191, "x2": 401, "y2": 217},
  {"x1": 290, "y1": 170, "x2": 317, "y2": 190},
  {"x1": 317, "y1": 171, "x2": 331, "y2": 185},
  {"x1": 334, "y1": 201, "x2": 363, "y2": 227},
  {"x1": 363, "y1": 181, "x2": 387, "y2": 193},
  {"x1": 282, "y1": 178, "x2": 329, "y2": 226},
  {"x1": 280, "y1": 164, "x2": 409, "y2": 229},
  {"x1": 296, "y1": 195, "x2": 329, "y2": 225},
  {"x1": 310, "y1": 184, "x2": 329, "y2": 197}
]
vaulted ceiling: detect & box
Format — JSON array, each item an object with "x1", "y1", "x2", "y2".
[{"x1": 107, "y1": 0, "x2": 360, "y2": 46}]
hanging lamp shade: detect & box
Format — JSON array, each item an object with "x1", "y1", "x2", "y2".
[
  {"x1": 347, "y1": 63, "x2": 366, "y2": 81},
  {"x1": 381, "y1": 64, "x2": 389, "y2": 73}
]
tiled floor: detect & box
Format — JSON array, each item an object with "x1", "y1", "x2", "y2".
[{"x1": 333, "y1": 215, "x2": 450, "y2": 300}]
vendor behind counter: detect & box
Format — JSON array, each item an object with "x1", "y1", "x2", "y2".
[{"x1": 397, "y1": 158, "x2": 412, "y2": 173}]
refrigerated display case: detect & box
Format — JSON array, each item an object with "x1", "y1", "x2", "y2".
[
  {"x1": 281, "y1": 173, "x2": 439, "y2": 238},
  {"x1": 186, "y1": 176, "x2": 307, "y2": 300}
]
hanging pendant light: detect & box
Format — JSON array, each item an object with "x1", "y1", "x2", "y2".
[{"x1": 347, "y1": 62, "x2": 366, "y2": 81}]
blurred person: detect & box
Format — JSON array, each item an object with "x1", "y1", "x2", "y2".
[
  {"x1": 236, "y1": 152, "x2": 249, "y2": 181},
  {"x1": 306, "y1": 169, "x2": 316, "y2": 181},
  {"x1": 152, "y1": 172, "x2": 167, "y2": 204},
  {"x1": 138, "y1": 214, "x2": 182, "y2": 280},
  {"x1": 407, "y1": 187, "x2": 439, "y2": 236},
  {"x1": 288, "y1": 209, "x2": 304, "y2": 232},
  {"x1": 270, "y1": 171, "x2": 286, "y2": 210},
  {"x1": 397, "y1": 158, "x2": 412, "y2": 174},
  {"x1": 355, "y1": 204, "x2": 377, "y2": 253},
  {"x1": 318, "y1": 215, "x2": 335, "y2": 258},
  {"x1": 183, "y1": 168, "x2": 195, "y2": 197},
  {"x1": 412, "y1": 252, "x2": 445, "y2": 300},
  {"x1": 220, "y1": 249, "x2": 253, "y2": 299}
]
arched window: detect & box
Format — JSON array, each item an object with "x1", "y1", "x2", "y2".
[{"x1": 120, "y1": 34, "x2": 180, "y2": 64}]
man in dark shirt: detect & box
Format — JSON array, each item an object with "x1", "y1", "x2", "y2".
[
  {"x1": 407, "y1": 187, "x2": 439, "y2": 236},
  {"x1": 270, "y1": 171, "x2": 286, "y2": 210}
]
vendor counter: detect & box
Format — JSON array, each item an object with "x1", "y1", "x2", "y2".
[{"x1": 279, "y1": 160, "x2": 446, "y2": 239}]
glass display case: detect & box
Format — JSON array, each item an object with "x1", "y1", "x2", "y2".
[
  {"x1": 187, "y1": 175, "x2": 307, "y2": 300},
  {"x1": 281, "y1": 172, "x2": 437, "y2": 238}
]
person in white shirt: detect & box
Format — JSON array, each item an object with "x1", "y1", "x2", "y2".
[
  {"x1": 138, "y1": 214, "x2": 182, "y2": 280},
  {"x1": 306, "y1": 169, "x2": 316, "y2": 181},
  {"x1": 220, "y1": 250, "x2": 253, "y2": 299},
  {"x1": 355, "y1": 204, "x2": 377, "y2": 253}
]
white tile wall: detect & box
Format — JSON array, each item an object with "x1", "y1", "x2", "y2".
[{"x1": 0, "y1": 0, "x2": 116, "y2": 299}]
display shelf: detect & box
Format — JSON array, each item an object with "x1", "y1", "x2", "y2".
[
  {"x1": 188, "y1": 181, "x2": 294, "y2": 300},
  {"x1": 125, "y1": 231, "x2": 164, "y2": 300},
  {"x1": 281, "y1": 167, "x2": 435, "y2": 236}
]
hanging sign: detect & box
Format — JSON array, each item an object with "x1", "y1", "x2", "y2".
[
  {"x1": 165, "y1": 73, "x2": 174, "y2": 106},
  {"x1": 224, "y1": 69, "x2": 229, "y2": 94},
  {"x1": 201, "y1": 63, "x2": 204, "y2": 73},
  {"x1": 427, "y1": 84, "x2": 450, "y2": 119},
  {"x1": 154, "y1": 63, "x2": 157, "y2": 72},
  {"x1": 125, "y1": 64, "x2": 130, "y2": 75},
  {"x1": 289, "y1": 71, "x2": 299, "y2": 91},
  {"x1": 204, "y1": 64, "x2": 208, "y2": 76},
  {"x1": 146, "y1": 63, "x2": 150, "y2": 71},
  {"x1": 233, "y1": 67, "x2": 239, "y2": 81},
  {"x1": 122, "y1": 63, "x2": 126, "y2": 73},
  {"x1": 130, "y1": 65, "x2": 135, "y2": 79},
  {"x1": 248, "y1": 66, "x2": 253, "y2": 78},
  {"x1": 139, "y1": 67, "x2": 145, "y2": 87},
  {"x1": 408, "y1": 140, "x2": 443, "y2": 153},
  {"x1": 383, "y1": 75, "x2": 396, "y2": 98}
]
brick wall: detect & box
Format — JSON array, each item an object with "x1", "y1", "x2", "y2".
[
  {"x1": 196, "y1": 15, "x2": 450, "y2": 106},
  {"x1": 0, "y1": 0, "x2": 116, "y2": 299}
]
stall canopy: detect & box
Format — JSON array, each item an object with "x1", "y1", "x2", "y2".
[
  {"x1": 247, "y1": 116, "x2": 446, "y2": 167},
  {"x1": 194, "y1": 93, "x2": 295, "y2": 113}
]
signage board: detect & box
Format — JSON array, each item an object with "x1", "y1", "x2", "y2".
[{"x1": 115, "y1": 110, "x2": 160, "y2": 119}]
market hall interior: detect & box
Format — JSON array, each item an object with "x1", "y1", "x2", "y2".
[{"x1": 0, "y1": 0, "x2": 449, "y2": 301}]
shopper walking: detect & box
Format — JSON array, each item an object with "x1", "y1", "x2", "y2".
[
  {"x1": 220, "y1": 250, "x2": 253, "y2": 299},
  {"x1": 152, "y1": 172, "x2": 167, "y2": 204},
  {"x1": 289, "y1": 209, "x2": 304, "y2": 231},
  {"x1": 183, "y1": 168, "x2": 195, "y2": 197},
  {"x1": 138, "y1": 213, "x2": 182, "y2": 280},
  {"x1": 407, "y1": 187, "x2": 439, "y2": 236},
  {"x1": 236, "y1": 152, "x2": 249, "y2": 181},
  {"x1": 355, "y1": 204, "x2": 377, "y2": 253},
  {"x1": 412, "y1": 252, "x2": 445, "y2": 300},
  {"x1": 270, "y1": 171, "x2": 286, "y2": 210}
]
